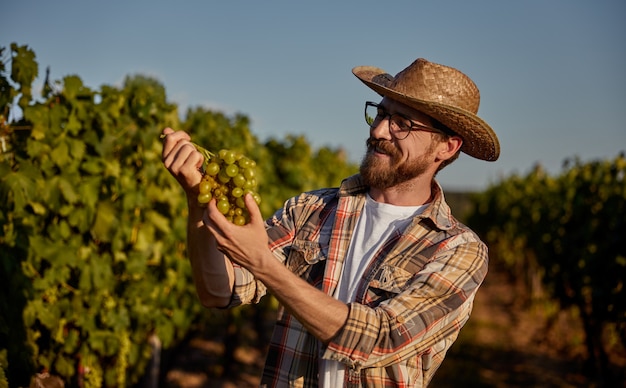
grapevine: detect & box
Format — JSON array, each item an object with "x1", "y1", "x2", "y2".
[
  {"x1": 1, "y1": 43, "x2": 356, "y2": 385},
  {"x1": 468, "y1": 154, "x2": 626, "y2": 377}
]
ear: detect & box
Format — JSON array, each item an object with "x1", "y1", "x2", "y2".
[{"x1": 436, "y1": 135, "x2": 463, "y2": 161}]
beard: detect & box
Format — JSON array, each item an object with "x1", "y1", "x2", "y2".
[{"x1": 360, "y1": 138, "x2": 433, "y2": 190}]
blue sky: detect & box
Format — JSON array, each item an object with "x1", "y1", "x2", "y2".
[{"x1": 3, "y1": 0, "x2": 625, "y2": 191}]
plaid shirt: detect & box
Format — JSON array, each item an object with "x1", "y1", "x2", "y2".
[{"x1": 226, "y1": 174, "x2": 489, "y2": 387}]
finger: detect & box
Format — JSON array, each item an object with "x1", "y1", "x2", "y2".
[
  {"x1": 244, "y1": 193, "x2": 264, "y2": 226},
  {"x1": 205, "y1": 199, "x2": 230, "y2": 240},
  {"x1": 162, "y1": 133, "x2": 192, "y2": 163},
  {"x1": 162, "y1": 142, "x2": 204, "y2": 190},
  {"x1": 161, "y1": 129, "x2": 191, "y2": 161},
  {"x1": 161, "y1": 127, "x2": 175, "y2": 138},
  {"x1": 169, "y1": 143, "x2": 203, "y2": 173}
]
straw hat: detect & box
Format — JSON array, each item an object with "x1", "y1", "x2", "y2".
[{"x1": 353, "y1": 58, "x2": 500, "y2": 161}]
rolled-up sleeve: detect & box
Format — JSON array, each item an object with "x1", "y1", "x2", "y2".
[{"x1": 225, "y1": 192, "x2": 319, "y2": 308}]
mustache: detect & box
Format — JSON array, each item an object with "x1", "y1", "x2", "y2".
[{"x1": 366, "y1": 138, "x2": 397, "y2": 155}]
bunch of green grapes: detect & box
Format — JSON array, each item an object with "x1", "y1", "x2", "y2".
[{"x1": 195, "y1": 146, "x2": 261, "y2": 225}]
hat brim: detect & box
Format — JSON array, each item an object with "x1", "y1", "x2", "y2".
[{"x1": 353, "y1": 66, "x2": 500, "y2": 161}]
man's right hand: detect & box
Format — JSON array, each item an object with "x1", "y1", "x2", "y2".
[
  {"x1": 162, "y1": 128, "x2": 236, "y2": 307},
  {"x1": 161, "y1": 128, "x2": 204, "y2": 197}
]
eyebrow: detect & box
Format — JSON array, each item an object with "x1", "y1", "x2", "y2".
[{"x1": 381, "y1": 103, "x2": 429, "y2": 126}]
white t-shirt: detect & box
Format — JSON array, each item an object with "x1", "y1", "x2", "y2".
[{"x1": 319, "y1": 193, "x2": 427, "y2": 387}]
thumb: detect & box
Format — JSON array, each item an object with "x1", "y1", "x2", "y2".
[{"x1": 244, "y1": 193, "x2": 263, "y2": 225}]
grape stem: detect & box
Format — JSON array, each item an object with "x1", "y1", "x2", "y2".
[{"x1": 191, "y1": 142, "x2": 215, "y2": 169}]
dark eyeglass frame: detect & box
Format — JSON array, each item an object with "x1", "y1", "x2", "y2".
[{"x1": 364, "y1": 101, "x2": 447, "y2": 140}]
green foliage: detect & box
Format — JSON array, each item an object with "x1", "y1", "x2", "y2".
[
  {"x1": 8, "y1": 43, "x2": 38, "y2": 110},
  {"x1": 262, "y1": 135, "x2": 357, "y2": 214},
  {"x1": 0, "y1": 43, "x2": 358, "y2": 385},
  {"x1": 181, "y1": 109, "x2": 358, "y2": 218},
  {"x1": 468, "y1": 154, "x2": 626, "y2": 375},
  {"x1": 1, "y1": 43, "x2": 202, "y2": 386}
]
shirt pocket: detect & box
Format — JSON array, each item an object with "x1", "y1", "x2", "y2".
[
  {"x1": 363, "y1": 264, "x2": 413, "y2": 305},
  {"x1": 286, "y1": 239, "x2": 329, "y2": 277}
]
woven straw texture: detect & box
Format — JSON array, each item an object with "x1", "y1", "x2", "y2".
[{"x1": 353, "y1": 58, "x2": 500, "y2": 161}]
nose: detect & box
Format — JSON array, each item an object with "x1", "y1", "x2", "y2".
[{"x1": 369, "y1": 116, "x2": 393, "y2": 140}]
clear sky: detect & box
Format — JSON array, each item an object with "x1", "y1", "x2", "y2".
[{"x1": 3, "y1": 0, "x2": 625, "y2": 191}]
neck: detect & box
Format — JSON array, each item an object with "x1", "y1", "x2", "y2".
[{"x1": 368, "y1": 175, "x2": 434, "y2": 206}]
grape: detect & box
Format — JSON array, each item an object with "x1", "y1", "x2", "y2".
[
  {"x1": 199, "y1": 180, "x2": 212, "y2": 194},
  {"x1": 225, "y1": 164, "x2": 239, "y2": 177},
  {"x1": 232, "y1": 174, "x2": 246, "y2": 187},
  {"x1": 218, "y1": 170, "x2": 231, "y2": 183},
  {"x1": 198, "y1": 192, "x2": 212, "y2": 204},
  {"x1": 205, "y1": 162, "x2": 220, "y2": 176},
  {"x1": 219, "y1": 149, "x2": 237, "y2": 165},
  {"x1": 243, "y1": 168, "x2": 255, "y2": 180},
  {"x1": 231, "y1": 187, "x2": 244, "y2": 198},
  {"x1": 217, "y1": 198, "x2": 230, "y2": 214},
  {"x1": 238, "y1": 158, "x2": 250, "y2": 169},
  {"x1": 194, "y1": 146, "x2": 261, "y2": 225},
  {"x1": 244, "y1": 178, "x2": 256, "y2": 190}
]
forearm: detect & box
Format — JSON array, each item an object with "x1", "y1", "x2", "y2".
[
  {"x1": 325, "y1": 241, "x2": 489, "y2": 366},
  {"x1": 201, "y1": 193, "x2": 348, "y2": 340},
  {"x1": 252, "y1": 251, "x2": 349, "y2": 343},
  {"x1": 187, "y1": 201, "x2": 235, "y2": 308}
]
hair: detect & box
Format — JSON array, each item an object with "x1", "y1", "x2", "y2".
[{"x1": 431, "y1": 118, "x2": 461, "y2": 173}]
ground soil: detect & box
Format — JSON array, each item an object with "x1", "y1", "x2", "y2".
[{"x1": 160, "y1": 264, "x2": 624, "y2": 388}]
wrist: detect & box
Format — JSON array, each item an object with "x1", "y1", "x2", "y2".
[
  {"x1": 187, "y1": 197, "x2": 206, "y2": 218},
  {"x1": 250, "y1": 251, "x2": 284, "y2": 286}
]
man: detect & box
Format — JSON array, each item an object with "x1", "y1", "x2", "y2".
[{"x1": 162, "y1": 57, "x2": 500, "y2": 387}]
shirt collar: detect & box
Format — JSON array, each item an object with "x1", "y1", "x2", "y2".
[{"x1": 338, "y1": 174, "x2": 456, "y2": 231}]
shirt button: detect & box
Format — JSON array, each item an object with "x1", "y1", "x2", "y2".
[{"x1": 396, "y1": 315, "x2": 405, "y2": 323}]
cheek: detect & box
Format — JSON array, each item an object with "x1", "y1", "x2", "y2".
[
  {"x1": 401, "y1": 145, "x2": 436, "y2": 166},
  {"x1": 400, "y1": 140, "x2": 424, "y2": 159},
  {"x1": 413, "y1": 136, "x2": 438, "y2": 155}
]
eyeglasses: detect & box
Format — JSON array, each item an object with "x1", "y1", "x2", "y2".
[{"x1": 364, "y1": 101, "x2": 445, "y2": 140}]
